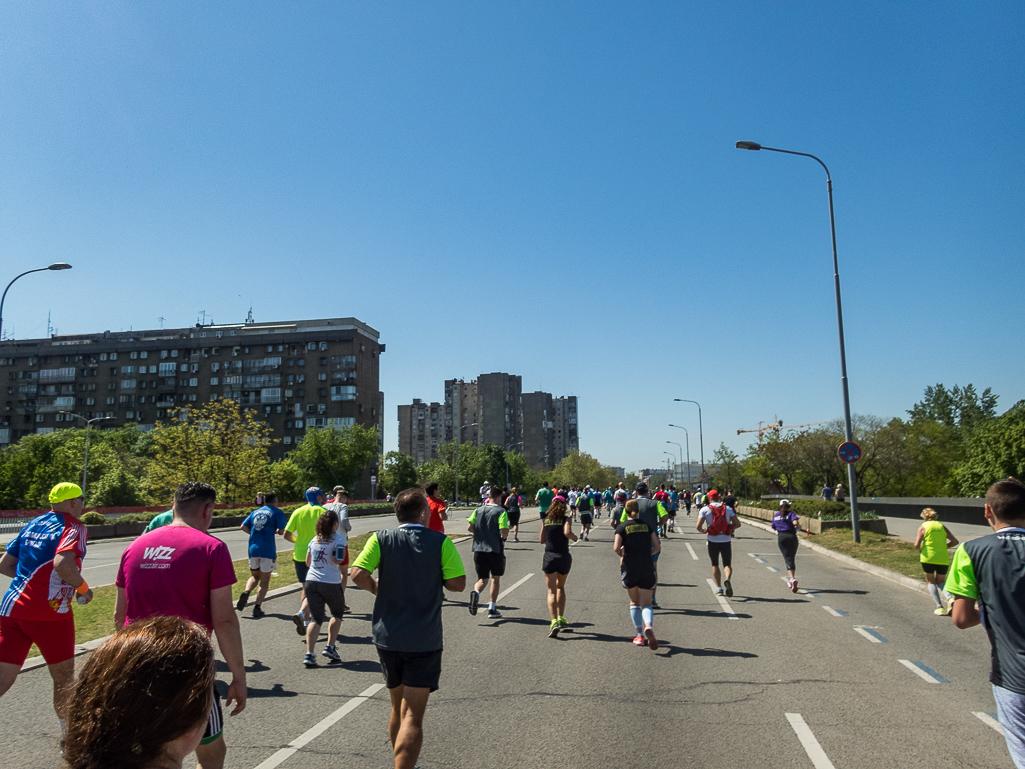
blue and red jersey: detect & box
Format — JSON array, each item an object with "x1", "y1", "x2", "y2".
[{"x1": 1, "y1": 512, "x2": 87, "y2": 620}]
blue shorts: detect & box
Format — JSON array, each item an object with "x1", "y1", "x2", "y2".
[
  {"x1": 993, "y1": 684, "x2": 1025, "y2": 768},
  {"x1": 652, "y1": 551, "x2": 661, "y2": 564}
]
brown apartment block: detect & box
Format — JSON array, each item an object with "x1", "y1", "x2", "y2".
[{"x1": 0, "y1": 318, "x2": 384, "y2": 464}]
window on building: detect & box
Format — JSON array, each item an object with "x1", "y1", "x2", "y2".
[
  {"x1": 283, "y1": 435, "x2": 292, "y2": 445},
  {"x1": 318, "y1": 373, "x2": 327, "y2": 381},
  {"x1": 100, "y1": 353, "x2": 108, "y2": 361},
  {"x1": 130, "y1": 351, "x2": 137, "y2": 359},
  {"x1": 211, "y1": 377, "x2": 219, "y2": 386},
  {"x1": 331, "y1": 385, "x2": 356, "y2": 401},
  {"x1": 295, "y1": 419, "x2": 303, "y2": 429},
  {"x1": 189, "y1": 378, "x2": 198, "y2": 387},
  {"x1": 106, "y1": 397, "x2": 115, "y2": 405},
  {"x1": 121, "y1": 380, "x2": 136, "y2": 389},
  {"x1": 140, "y1": 351, "x2": 148, "y2": 359},
  {"x1": 307, "y1": 342, "x2": 317, "y2": 351}
]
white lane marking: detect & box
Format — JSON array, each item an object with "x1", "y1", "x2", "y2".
[
  {"x1": 766, "y1": 566, "x2": 780, "y2": 572},
  {"x1": 253, "y1": 683, "x2": 386, "y2": 769},
  {"x1": 705, "y1": 578, "x2": 738, "y2": 620},
  {"x1": 822, "y1": 606, "x2": 848, "y2": 617},
  {"x1": 853, "y1": 626, "x2": 888, "y2": 643},
  {"x1": 785, "y1": 713, "x2": 837, "y2": 769},
  {"x1": 899, "y1": 659, "x2": 950, "y2": 684},
  {"x1": 973, "y1": 711, "x2": 1004, "y2": 735},
  {"x1": 685, "y1": 543, "x2": 699, "y2": 560},
  {"x1": 497, "y1": 573, "x2": 534, "y2": 601},
  {"x1": 746, "y1": 552, "x2": 767, "y2": 563}
]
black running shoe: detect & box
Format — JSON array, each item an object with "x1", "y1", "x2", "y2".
[
  {"x1": 468, "y1": 590, "x2": 480, "y2": 616},
  {"x1": 235, "y1": 591, "x2": 250, "y2": 612},
  {"x1": 252, "y1": 605, "x2": 265, "y2": 619}
]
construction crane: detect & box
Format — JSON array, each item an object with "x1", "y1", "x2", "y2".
[{"x1": 738, "y1": 417, "x2": 837, "y2": 441}]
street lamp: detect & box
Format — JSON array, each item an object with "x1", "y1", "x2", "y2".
[
  {"x1": 673, "y1": 399, "x2": 704, "y2": 489},
  {"x1": 0, "y1": 263, "x2": 73, "y2": 343},
  {"x1": 453, "y1": 421, "x2": 478, "y2": 505},
  {"x1": 663, "y1": 451, "x2": 676, "y2": 483},
  {"x1": 666, "y1": 441, "x2": 684, "y2": 487},
  {"x1": 668, "y1": 424, "x2": 691, "y2": 488},
  {"x1": 60, "y1": 411, "x2": 114, "y2": 503},
  {"x1": 504, "y1": 441, "x2": 524, "y2": 490},
  {"x1": 735, "y1": 139, "x2": 862, "y2": 542}
]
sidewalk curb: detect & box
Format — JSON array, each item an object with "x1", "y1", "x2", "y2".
[{"x1": 739, "y1": 515, "x2": 928, "y2": 595}]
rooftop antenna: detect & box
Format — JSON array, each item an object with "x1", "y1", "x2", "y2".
[
  {"x1": 47, "y1": 311, "x2": 52, "y2": 337},
  {"x1": 246, "y1": 306, "x2": 254, "y2": 324},
  {"x1": 198, "y1": 310, "x2": 208, "y2": 325},
  {"x1": 158, "y1": 317, "x2": 165, "y2": 329}
]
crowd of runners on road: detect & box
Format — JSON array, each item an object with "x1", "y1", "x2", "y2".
[{"x1": 1, "y1": 476, "x2": 1025, "y2": 769}]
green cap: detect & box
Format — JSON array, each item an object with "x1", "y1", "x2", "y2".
[{"x1": 49, "y1": 482, "x2": 83, "y2": 504}]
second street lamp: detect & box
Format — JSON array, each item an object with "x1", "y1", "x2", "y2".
[
  {"x1": 735, "y1": 139, "x2": 862, "y2": 542},
  {"x1": 668, "y1": 424, "x2": 691, "y2": 489},
  {"x1": 60, "y1": 411, "x2": 114, "y2": 502},
  {"x1": 673, "y1": 399, "x2": 704, "y2": 489},
  {"x1": 667, "y1": 441, "x2": 684, "y2": 486}
]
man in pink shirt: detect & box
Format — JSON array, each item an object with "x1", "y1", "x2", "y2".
[{"x1": 115, "y1": 482, "x2": 245, "y2": 769}]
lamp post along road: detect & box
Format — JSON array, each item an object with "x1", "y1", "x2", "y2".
[
  {"x1": 0, "y1": 263, "x2": 73, "y2": 343},
  {"x1": 60, "y1": 412, "x2": 114, "y2": 502},
  {"x1": 668, "y1": 424, "x2": 691, "y2": 489},
  {"x1": 673, "y1": 399, "x2": 704, "y2": 490},
  {"x1": 505, "y1": 441, "x2": 524, "y2": 490},
  {"x1": 453, "y1": 422, "x2": 478, "y2": 505},
  {"x1": 735, "y1": 140, "x2": 861, "y2": 542},
  {"x1": 667, "y1": 441, "x2": 684, "y2": 486}
]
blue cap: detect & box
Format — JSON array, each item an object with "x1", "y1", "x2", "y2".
[{"x1": 306, "y1": 487, "x2": 323, "y2": 504}]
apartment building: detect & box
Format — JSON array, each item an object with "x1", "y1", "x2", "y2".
[
  {"x1": 521, "y1": 390, "x2": 554, "y2": 470},
  {"x1": 0, "y1": 318, "x2": 384, "y2": 460},
  {"x1": 552, "y1": 395, "x2": 579, "y2": 464},
  {"x1": 397, "y1": 398, "x2": 445, "y2": 465},
  {"x1": 477, "y1": 372, "x2": 521, "y2": 450},
  {"x1": 444, "y1": 378, "x2": 479, "y2": 446}
]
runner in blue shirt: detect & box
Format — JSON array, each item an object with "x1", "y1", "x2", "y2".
[{"x1": 236, "y1": 493, "x2": 288, "y2": 617}]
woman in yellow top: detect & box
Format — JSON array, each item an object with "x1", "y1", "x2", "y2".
[{"x1": 914, "y1": 507, "x2": 959, "y2": 615}]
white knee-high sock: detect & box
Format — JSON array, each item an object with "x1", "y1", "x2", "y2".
[
  {"x1": 629, "y1": 605, "x2": 643, "y2": 631},
  {"x1": 928, "y1": 583, "x2": 942, "y2": 607}
]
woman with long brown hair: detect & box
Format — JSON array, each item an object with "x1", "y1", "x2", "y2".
[{"x1": 540, "y1": 495, "x2": 578, "y2": 638}]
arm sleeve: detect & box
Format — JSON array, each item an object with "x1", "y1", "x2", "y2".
[
  {"x1": 943, "y1": 544, "x2": 978, "y2": 599},
  {"x1": 499, "y1": 511, "x2": 510, "y2": 529},
  {"x1": 351, "y1": 532, "x2": 381, "y2": 573},
  {"x1": 440, "y1": 537, "x2": 466, "y2": 579},
  {"x1": 284, "y1": 511, "x2": 300, "y2": 534},
  {"x1": 6, "y1": 534, "x2": 20, "y2": 560},
  {"x1": 276, "y1": 509, "x2": 289, "y2": 530},
  {"x1": 210, "y1": 543, "x2": 237, "y2": 590},
  {"x1": 241, "y1": 513, "x2": 254, "y2": 529},
  {"x1": 466, "y1": 509, "x2": 477, "y2": 525}
]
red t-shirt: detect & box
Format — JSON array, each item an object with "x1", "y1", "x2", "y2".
[
  {"x1": 427, "y1": 496, "x2": 447, "y2": 533},
  {"x1": 116, "y1": 524, "x2": 236, "y2": 631}
]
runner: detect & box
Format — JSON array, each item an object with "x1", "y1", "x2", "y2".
[
  {"x1": 683, "y1": 489, "x2": 693, "y2": 516},
  {"x1": 425, "y1": 482, "x2": 448, "y2": 533},
  {"x1": 505, "y1": 485, "x2": 522, "y2": 542},
  {"x1": 324, "y1": 486, "x2": 353, "y2": 609},
  {"x1": 577, "y1": 488, "x2": 594, "y2": 541},
  {"x1": 697, "y1": 489, "x2": 741, "y2": 596},
  {"x1": 283, "y1": 487, "x2": 327, "y2": 635},
  {"x1": 772, "y1": 499, "x2": 802, "y2": 593},
  {"x1": 541, "y1": 495, "x2": 577, "y2": 637},
  {"x1": 303, "y1": 510, "x2": 346, "y2": 667},
  {"x1": 914, "y1": 507, "x2": 959, "y2": 615},
  {"x1": 535, "y1": 481, "x2": 555, "y2": 522},
  {"x1": 568, "y1": 487, "x2": 579, "y2": 521},
  {"x1": 616, "y1": 483, "x2": 669, "y2": 607},
  {"x1": 349, "y1": 488, "x2": 466, "y2": 769},
  {"x1": 236, "y1": 492, "x2": 288, "y2": 618},
  {"x1": 467, "y1": 486, "x2": 510, "y2": 619},
  {"x1": 0, "y1": 482, "x2": 92, "y2": 746},
  {"x1": 614, "y1": 499, "x2": 662, "y2": 649},
  {"x1": 608, "y1": 487, "x2": 629, "y2": 529},
  {"x1": 144, "y1": 508, "x2": 174, "y2": 532},
  {"x1": 114, "y1": 481, "x2": 246, "y2": 769}
]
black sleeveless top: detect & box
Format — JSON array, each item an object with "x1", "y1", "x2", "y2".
[{"x1": 543, "y1": 517, "x2": 570, "y2": 554}]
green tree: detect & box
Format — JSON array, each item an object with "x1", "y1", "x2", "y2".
[
  {"x1": 551, "y1": 451, "x2": 618, "y2": 490},
  {"x1": 416, "y1": 457, "x2": 456, "y2": 500},
  {"x1": 287, "y1": 424, "x2": 379, "y2": 495},
  {"x1": 711, "y1": 443, "x2": 742, "y2": 492},
  {"x1": 378, "y1": 451, "x2": 419, "y2": 496},
  {"x1": 88, "y1": 464, "x2": 146, "y2": 507},
  {"x1": 266, "y1": 458, "x2": 305, "y2": 503},
  {"x1": 951, "y1": 401, "x2": 1025, "y2": 495}
]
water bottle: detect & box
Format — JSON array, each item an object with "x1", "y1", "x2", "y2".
[{"x1": 77, "y1": 595, "x2": 88, "y2": 605}]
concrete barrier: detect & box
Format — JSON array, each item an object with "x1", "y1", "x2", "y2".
[{"x1": 737, "y1": 505, "x2": 888, "y2": 535}]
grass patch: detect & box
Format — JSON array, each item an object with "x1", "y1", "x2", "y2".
[{"x1": 808, "y1": 527, "x2": 931, "y2": 581}]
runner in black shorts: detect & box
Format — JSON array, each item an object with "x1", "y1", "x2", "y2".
[
  {"x1": 577, "y1": 490, "x2": 593, "y2": 541},
  {"x1": 614, "y1": 499, "x2": 661, "y2": 649},
  {"x1": 540, "y1": 496, "x2": 577, "y2": 638},
  {"x1": 505, "y1": 486, "x2": 522, "y2": 543}
]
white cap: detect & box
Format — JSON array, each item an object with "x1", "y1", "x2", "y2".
[{"x1": 780, "y1": 499, "x2": 791, "y2": 507}]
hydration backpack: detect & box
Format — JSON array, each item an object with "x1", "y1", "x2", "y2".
[{"x1": 706, "y1": 503, "x2": 733, "y2": 537}]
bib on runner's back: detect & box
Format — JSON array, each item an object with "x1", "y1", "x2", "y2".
[{"x1": 707, "y1": 503, "x2": 733, "y2": 537}]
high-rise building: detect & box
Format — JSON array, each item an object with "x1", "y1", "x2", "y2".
[
  {"x1": 397, "y1": 398, "x2": 446, "y2": 465},
  {"x1": 444, "y1": 378, "x2": 478, "y2": 446},
  {"x1": 521, "y1": 390, "x2": 554, "y2": 470},
  {"x1": 0, "y1": 318, "x2": 384, "y2": 462},
  {"x1": 477, "y1": 372, "x2": 521, "y2": 450},
  {"x1": 552, "y1": 395, "x2": 579, "y2": 463}
]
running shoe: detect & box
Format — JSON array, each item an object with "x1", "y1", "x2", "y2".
[
  {"x1": 235, "y1": 591, "x2": 250, "y2": 612},
  {"x1": 303, "y1": 652, "x2": 317, "y2": 668},
  {"x1": 322, "y1": 645, "x2": 341, "y2": 661},
  {"x1": 934, "y1": 606, "x2": 948, "y2": 616},
  {"x1": 488, "y1": 608, "x2": 502, "y2": 619},
  {"x1": 716, "y1": 588, "x2": 724, "y2": 596},
  {"x1": 293, "y1": 613, "x2": 306, "y2": 636},
  {"x1": 252, "y1": 605, "x2": 265, "y2": 619},
  {"x1": 790, "y1": 579, "x2": 798, "y2": 594},
  {"x1": 724, "y1": 579, "x2": 733, "y2": 597},
  {"x1": 650, "y1": 598, "x2": 660, "y2": 609},
  {"x1": 548, "y1": 620, "x2": 561, "y2": 638},
  {"x1": 643, "y1": 626, "x2": 659, "y2": 651},
  {"x1": 557, "y1": 616, "x2": 569, "y2": 628},
  {"x1": 468, "y1": 590, "x2": 480, "y2": 616},
  {"x1": 632, "y1": 634, "x2": 647, "y2": 646}
]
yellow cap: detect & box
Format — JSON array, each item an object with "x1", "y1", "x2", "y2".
[{"x1": 49, "y1": 482, "x2": 83, "y2": 504}]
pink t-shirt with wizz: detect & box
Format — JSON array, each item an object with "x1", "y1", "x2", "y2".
[{"x1": 116, "y1": 524, "x2": 236, "y2": 632}]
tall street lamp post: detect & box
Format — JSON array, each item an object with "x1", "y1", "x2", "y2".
[
  {"x1": 668, "y1": 424, "x2": 691, "y2": 488},
  {"x1": 60, "y1": 411, "x2": 114, "y2": 502},
  {"x1": 505, "y1": 441, "x2": 524, "y2": 490},
  {"x1": 453, "y1": 422, "x2": 478, "y2": 505},
  {"x1": 735, "y1": 140, "x2": 862, "y2": 542},
  {"x1": 0, "y1": 263, "x2": 73, "y2": 343},
  {"x1": 663, "y1": 452, "x2": 676, "y2": 484},
  {"x1": 673, "y1": 399, "x2": 704, "y2": 489},
  {"x1": 667, "y1": 441, "x2": 684, "y2": 486}
]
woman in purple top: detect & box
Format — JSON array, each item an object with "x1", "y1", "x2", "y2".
[{"x1": 772, "y1": 499, "x2": 802, "y2": 593}]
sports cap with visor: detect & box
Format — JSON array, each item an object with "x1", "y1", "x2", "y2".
[{"x1": 50, "y1": 482, "x2": 84, "y2": 504}]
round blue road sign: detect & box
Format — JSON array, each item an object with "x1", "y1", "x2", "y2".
[{"x1": 838, "y1": 441, "x2": 861, "y2": 464}]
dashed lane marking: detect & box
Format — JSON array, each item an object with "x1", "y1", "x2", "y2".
[
  {"x1": 973, "y1": 711, "x2": 1004, "y2": 735},
  {"x1": 747, "y1": 552, "x2": 767, "y2": 563},
  {"x1": 497, "y1": 572, "x2": 534, "y2": 601},
  {"x1": 822, "y1": 606, "x2": 849, "y2": 617},
  {"x1": 685, "y1": 543, "x2": 699, "y2": 560},
  {"x1": 899, "y1": 659, "x2": 950, "y2": 684},
  {"x1": 766, "y1": 566, "x2": 780, "y2": 572},
  {"x1": 705, "y1": 578, "x2": 738, "y2": 620},
  {"x1": 253, "y1": 683, "x2": 386, "y2": 769},
  {"x1": 785, "y1": 713, "x2": 837, "y2": 769},
  {"x1": 853, "y1": 626, "x2": 889, "y2": 643}
]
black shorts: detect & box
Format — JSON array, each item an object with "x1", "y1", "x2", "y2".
[
  {"x1": 707, "y1": 540, "x2": 733, "y2": 568},
  {"x1": 621, "y1": 569, "x2": 657, "y2": 590},
  {"x1": 473, "y1": 551, "x2": 506, "y2": 580},
  {"x1": 305, "y1": 580, "x2": 346, "y2": 624},
  {"x1": 542, "y1": 551, "x2": 572, "y2": 575},
  {"x1": 377, "y1": 647, "x2": 443, "y2": 692},
  {"x1": 294, "y1": 559, "x2": 310, "y2": 584},
  {"x1": 540, "y1": 510, "x2": 549, "y2": 521},
  {"x1": 201, "y1": 687, "x2": 223, "y2": 745},
  {"x1": 507, "y1": 509, "x2": 521, "y2": 527},
  {"x1": 921, "y1": 562, "x2": 949, "y2": 575},
  {"x1": 580, "y1": 513, "x2": 593, "y2": 526}
]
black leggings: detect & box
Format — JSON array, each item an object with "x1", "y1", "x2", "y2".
[{"x1": 777, "y1": 531, "x2": 798, "y2": 572}]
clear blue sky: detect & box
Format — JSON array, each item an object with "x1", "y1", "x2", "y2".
[{"x1": 2, "y1": 2, "x2": 1022, "y2": 472}]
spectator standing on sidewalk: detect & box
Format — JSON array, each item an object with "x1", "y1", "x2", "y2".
[
  {"x1": 835, "y1": 483, "x2": 845, "y2": 503},
  {"x1": 946, "y1": 478, "x2": 1025, "y2": 768},
  {"x1": 350, "y1": 488, "x2": 466, "y2": 769},
  {"x1": 821, "y1": 483, "x2": 834, "y2": 501}
]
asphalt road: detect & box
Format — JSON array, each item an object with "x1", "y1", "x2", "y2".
[{"x1": 2, "y1": 508, "x2": 1013, "y2": 768}]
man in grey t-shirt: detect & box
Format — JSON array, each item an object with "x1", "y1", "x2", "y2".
[{"x1": 467, "y1": 486, "x2": 510, "y2": 619}]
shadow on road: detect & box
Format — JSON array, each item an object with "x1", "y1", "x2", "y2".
[
  {"x1": 733, "y1": 596, "x2": 809, "y2": 604},
  {"x1": 216, "y1": 679, "x2": 299, "y2": 699},
  {"x1": 653, "y1": 608, "x2": 754, "y2": 619},
  {"x1": 656, "y1": 645, "x2": 759, "y2": 659},
  {"x1": 804, "y1": 588, "x2": 868, "y2": 595}
]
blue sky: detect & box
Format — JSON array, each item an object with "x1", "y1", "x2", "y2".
[{"x1": 2, "y1": 2, "x2": 1022, "y2": 472}]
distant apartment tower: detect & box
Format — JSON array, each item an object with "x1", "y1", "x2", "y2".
[
  {"x1": 521, "y1": 390, "x2": 555, "y2": 470},
  {"x1": 397, "y1": 399, "x2": 445, "y2": 465},
  {"x1": 477, "y1": 372, "x2": 521, "y2": 450},
  {"x1": 552, "y1": 395, "x2": 578, "y2": 464},
  {"x1": 444, "y1": 378, "x2": 479, "y2": 446}
]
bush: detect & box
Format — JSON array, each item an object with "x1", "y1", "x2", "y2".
[
  {"x1": 80, "y1": 511, "x2": 106, "y2": 525},
  {"x1": 741, "y1": 498, "x2": 878, "y2": 520},
  {"x1": 116, "y1": 513, "x2": 158, "y2": 524}
]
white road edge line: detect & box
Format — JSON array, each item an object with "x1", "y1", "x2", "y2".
[
  {"x1": 253, "y1": 683, "x2": 386, "y2": 769},
  {"x1": 498, "y1": 572, "x2": 534, "y2": 601},
  {"x1": 973, "y1": 711, "x2": 1004, "y2": 735},
  {"x1": 785, "y1": 713, "x2": 837, "y2": 769},
  {"x1": 899, "y1": 659, "x2": 949, "y2": 683},
  {"x1": 705, "y1": 578, "x2": 738, "y2": 620}
]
